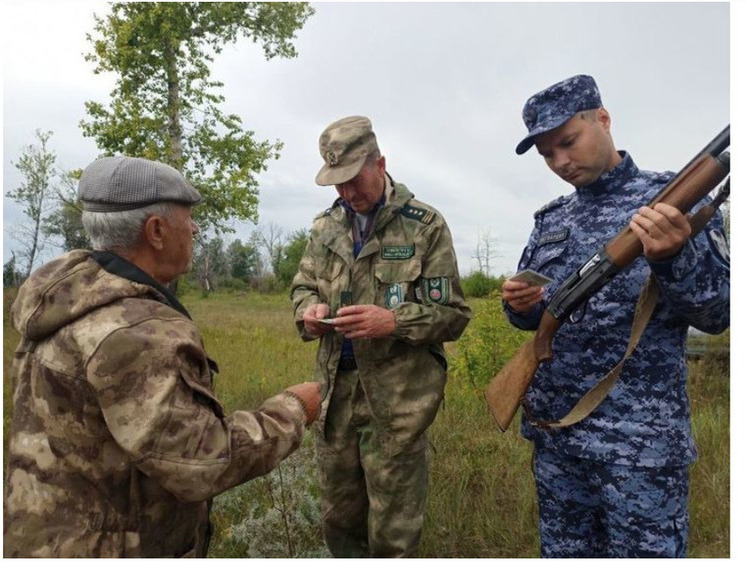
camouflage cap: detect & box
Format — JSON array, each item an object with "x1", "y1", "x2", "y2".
[
  {"x1": 315, "y1": 116, "x2": 380, "y2": 186},
  {"x1": 516, "y1": 74, "x2": 603, "y2": 155},
  {"x1": 79, "y1": 156, "x2": 202, "y2": 212}
]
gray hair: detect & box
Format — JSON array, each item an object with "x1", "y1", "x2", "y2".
[{"x1": 82, "y1": 202, "x2": 177, "y2": 252}]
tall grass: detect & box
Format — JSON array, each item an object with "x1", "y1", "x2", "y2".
[{"x1": 2, "y1": 289, "x2": 729, "y2": 557}]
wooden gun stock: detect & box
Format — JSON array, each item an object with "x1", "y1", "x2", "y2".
[
  {"x1": 485, "y1": 313, "x2": 560, "y2": 431},
  {"x1": 485, "y1": 126, "x2": 729, "y2": 432}
]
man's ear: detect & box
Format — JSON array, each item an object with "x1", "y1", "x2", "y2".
[
  {"x1": 142, "y1": 214, "x2": 167, "y2": 251},
  {"x1": 374, "y1": 155, "x2": 387, "y2": 181},
  {"x1": 597, "y1": 107, "x2": 612, "y2": 131}
]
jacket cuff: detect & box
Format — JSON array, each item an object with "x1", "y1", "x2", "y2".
[
  {"x1": 648, "y1": 239, "x2": 698, "y2": 282},
  {"x1": 261, "y1": 392, "x2": 308, "y2": 429},
  {"x1": 502, "y1": 299, "x2": 543, "y2": 330}
]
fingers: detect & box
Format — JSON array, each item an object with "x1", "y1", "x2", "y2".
[
  {"x1": 633, "y1": 204, "x2": 690, "y2": 235},
  {"x1": 502, "y1": 280, "x2": 544, "y2": 312},
  {"x1": 331, "y1": 305, "x2": 395, "y2": 339},
  {"x1": 303, "y1": 303, "x2": 333, "y2": 336},
  {"x1": 630, "y1": 204, "x2": 691, "y2": 260},
  {"x1": 652, "y1": 203, "x2": 690, "y2": 228}
]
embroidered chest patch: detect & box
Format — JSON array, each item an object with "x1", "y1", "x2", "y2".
[
  {"x1": 537, "y1": 228, "x2": 569, "y2": 247},
  {"x1": 381, "y1": 245, "x2": 415, "y2": 260},
  {"x1": 385, "y1": 284, "x2": 404, "y2": 309}
]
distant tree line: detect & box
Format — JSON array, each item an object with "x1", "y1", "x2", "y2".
[
  {"x1": 185, "y1": 227, "x2": 309, "y2": 294},
  {"x1": 3, "y1": 128, "x2": 309, "y2": 291}
]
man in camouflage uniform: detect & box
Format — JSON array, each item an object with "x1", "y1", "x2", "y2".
[
  {"x1": 291, "y1": 116, "x2": 471, "y2": 557},
  {"x1": 3, "y1": 156, "x2": 321, "y2": 557},
  {"x1": 502, "y1": 75, "x2": 730, "y2": 557}
]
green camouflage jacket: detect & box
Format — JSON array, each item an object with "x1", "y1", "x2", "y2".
[
  {"x1": 3, "y1": 250, "x2": 306, "y2": 557},
  {"x1": 291, "y1": 180, "x2": 471, "y2": 445}
]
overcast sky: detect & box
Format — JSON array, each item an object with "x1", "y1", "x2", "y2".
[
  {"x1": 2, "y1": 1, "x2": 736, "y2": 277},
  {"x1": 1, "y1": 0, "x2": 745, "y2": 551}
]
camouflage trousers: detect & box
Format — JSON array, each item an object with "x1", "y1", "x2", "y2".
[
  {"x1": 533, "y1": 446, "x2": 689, "y2": 558},
  {"x1": 315, "y1": 367, "x2": 428, "y2": 558}
]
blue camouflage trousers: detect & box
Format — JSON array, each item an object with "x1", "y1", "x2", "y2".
[
  {"x1": 315, "y1": 367, "x2": 428, "y2": 558},
  {"x1": 533, "y1": 446, "x2": 689, "y2": 558}
]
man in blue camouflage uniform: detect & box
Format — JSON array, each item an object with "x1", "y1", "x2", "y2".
[{"x1": 502, "y1": 74, "x2": 730, "y2": 557}]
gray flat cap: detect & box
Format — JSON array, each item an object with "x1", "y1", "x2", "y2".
[{"x1": 79, "y1": 156, "x2": 202, "y2": 212}]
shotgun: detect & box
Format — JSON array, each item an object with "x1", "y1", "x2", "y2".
[{"x1": 485, "y1": 125, "x2": 730, "y2": 431}]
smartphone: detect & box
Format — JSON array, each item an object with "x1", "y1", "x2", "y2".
[{"x1": 509, "y1": 269, "x2": 554, "y2": 287}]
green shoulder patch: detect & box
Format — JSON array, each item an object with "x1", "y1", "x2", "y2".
[{"x1": 401, "y1": 203, "x2": 436, "y2": 225}]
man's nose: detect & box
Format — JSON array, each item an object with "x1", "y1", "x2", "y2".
[
  {"x1": 340, "y1": 184, "x2": 354, "y2": 198},
  {"x1": 551, "y1": 150, "x2": 571, "y2": 170}
]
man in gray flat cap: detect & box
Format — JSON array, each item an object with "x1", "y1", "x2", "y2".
[
  {"x1": 503, "y1": 75, "x2": 729, "y2": 557},
  {"x1": 4, "y1": 155, "x2": 321, "y2": 557},
  {"x1": 291, "y1": 116, "x2": 471, "y2": 557}
]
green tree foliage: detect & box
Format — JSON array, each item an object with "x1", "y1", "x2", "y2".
[
  {"x1": 7, "y1": 130, "x2": 58, "y2": 278},
  {"x1": 81, "y1": 2, "x2": 314, "y2": 231},
  {"x1": 275, "y1": 229, "x2": 308, "y2": 287},
  {"x1": 42, "y1": 171, "x2": 91, "y2": 252},
  {"x1": 3, "y1": 254, "x2": 20, "y2": 288},
  {"x1": 226, "y1": 238, "x2": 262, "y2": 281}
]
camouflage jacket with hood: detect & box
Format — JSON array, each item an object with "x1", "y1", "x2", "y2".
[
  {"x1": 3, "y1": 250, "x2": 307, "y2": 557},
  {"x1": 291, "y1": 179, "x2": 471, "y2": 446}
]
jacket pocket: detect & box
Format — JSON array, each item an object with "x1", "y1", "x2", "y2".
[
  {"x1": 374, "y1": 260, "x2": 422, "y2": 309},
  {"x1": 531, "y1": 241, "x2": 568, "y2": 272},
  {"x1": 174, "y1": 368, "x2": 224, "y2": 419},
  {"x1": 314, "y1": 257, "x2": 347, "y2": 304}
]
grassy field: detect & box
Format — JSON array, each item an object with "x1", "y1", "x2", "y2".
[{"x1": 2, "y1": 289, "x2": 729, "y2": 557}]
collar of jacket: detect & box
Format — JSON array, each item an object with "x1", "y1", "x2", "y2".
[
  {"x1": 578, "y1": 151, "x2": 639, "y2": 199},
  {"x1": 330, "y1": 173, "x2": 415, "y2": 231},
  {"x1": 91, "y1": 251, "x2": 193, "y2": 320},
  {"x1": 320, "y1": 176, "x2": 415, "y2": 264},
  {"x1": 90, "y1": 251, "x2": 220, "y2": 374}
]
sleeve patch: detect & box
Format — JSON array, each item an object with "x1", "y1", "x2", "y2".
[{"x1": 420, "y1": 277, "x2": 451, "y2": 305}]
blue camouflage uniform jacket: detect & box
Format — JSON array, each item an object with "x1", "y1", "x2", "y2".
[{"x1": 505, "y1": 152, "x2": 730, "y2": 467}]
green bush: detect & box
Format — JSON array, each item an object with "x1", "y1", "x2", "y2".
[
  {"x1": 451, "y1": 297, "x2": 532, "y2": 387},
  {"x1": 461, "y1": 271, "x2": 504, "y2": 298}
]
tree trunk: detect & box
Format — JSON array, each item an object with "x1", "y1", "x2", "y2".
[
  {"x1": 164, "y1": 39, "x2": 182, "y2": 294},
  {"x1": 164, "y1": 40, "x2": 183, "y2": 169}
]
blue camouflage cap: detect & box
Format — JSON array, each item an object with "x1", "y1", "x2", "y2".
[{"x1": 516, "y1": 74, "x2": 602, "y2": 155}]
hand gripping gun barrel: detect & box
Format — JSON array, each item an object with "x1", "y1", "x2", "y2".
[{"x1": 485, "y1": 125, "x2": 730, "y2": 431}]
